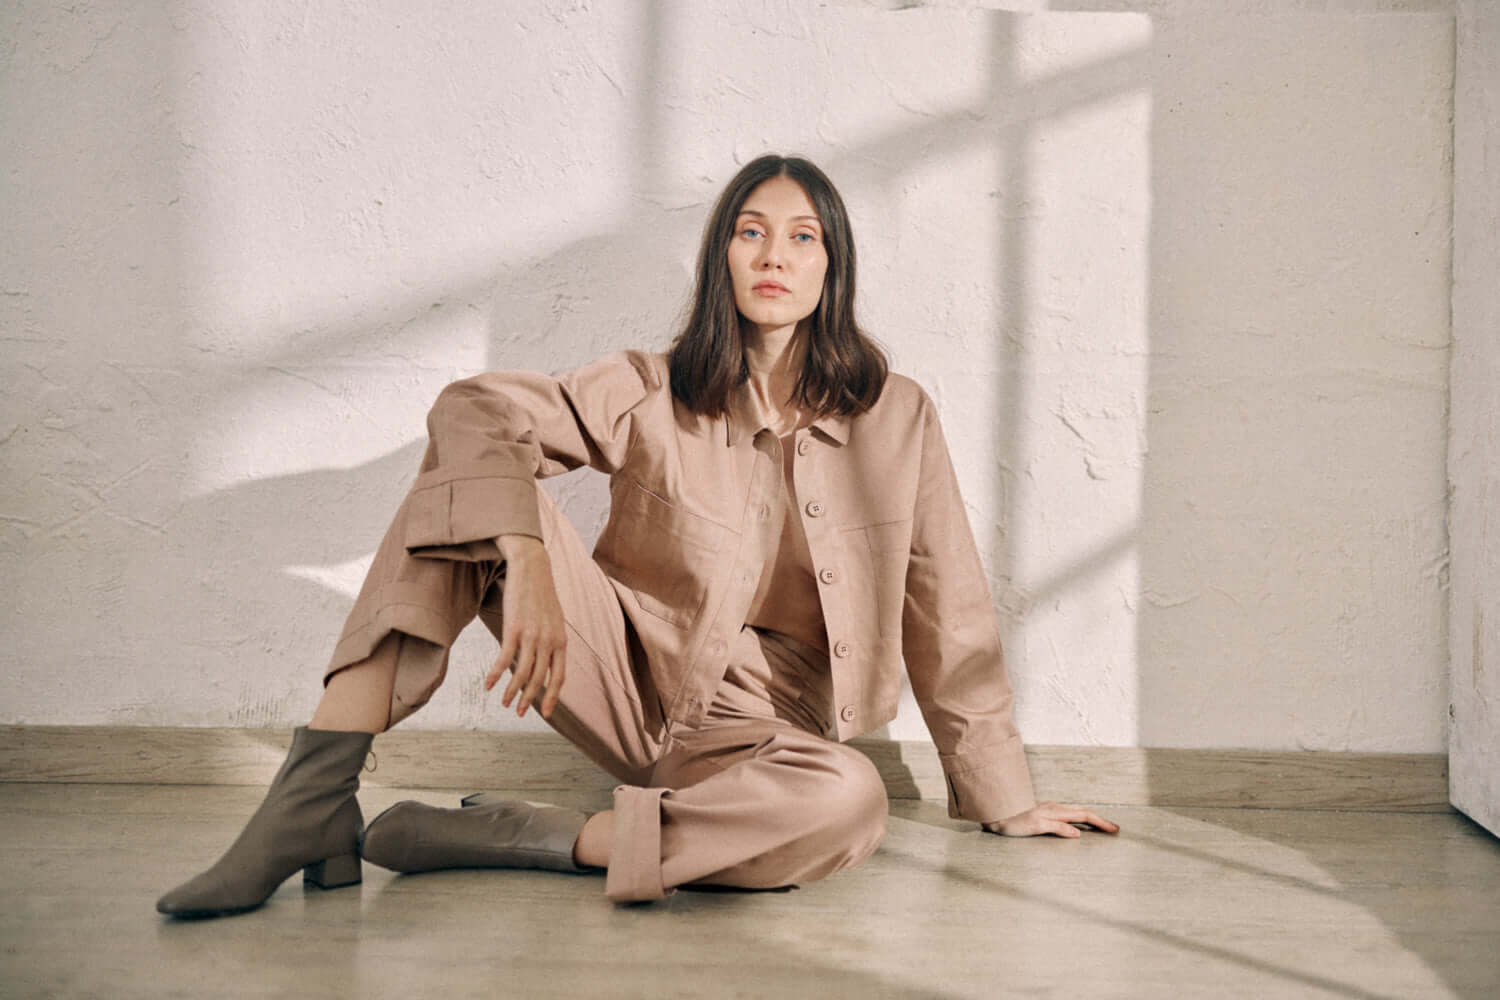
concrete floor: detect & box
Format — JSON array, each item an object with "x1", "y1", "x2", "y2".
[{"x1": 2, "y1": 783, "x2": 1497, "y2": 999}]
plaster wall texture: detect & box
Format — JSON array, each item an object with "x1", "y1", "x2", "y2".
[
  {"x1": 1448, "y1": 0, "x2": 1498, "y2": 833},
  {"x1": 1, "y1": 2, "x2": 1453, "y2": 752}
]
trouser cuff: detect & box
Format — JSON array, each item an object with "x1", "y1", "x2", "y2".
[{"x1": 604, "y1": 785, "x2": 673, "y2": 903}]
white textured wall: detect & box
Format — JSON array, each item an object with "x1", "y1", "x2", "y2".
[
  {"x1": 1, "y1": 2, "x2": 1453, "y2": 752},
  {"x1": 1449, "y1": 0, "x2": 1498, "y2": 834}
]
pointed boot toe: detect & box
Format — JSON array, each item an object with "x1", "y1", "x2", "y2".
[{"x1": 156, "y1": 727, "x2": 371, "y2": 919}]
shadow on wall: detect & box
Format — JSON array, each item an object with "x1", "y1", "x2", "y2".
[
  {"x1": 52, "y1": 0, "x2": 1444, "y2": 854},
  {"x1": 174, "y1": 8, "x2": 1159, "y2": 741},
  {"x1": 8, "y1": 2, "x2": 1463, "y2": 985},
  {"x1": 164, "y1": 213, "x2": 695, "y2": 726}
]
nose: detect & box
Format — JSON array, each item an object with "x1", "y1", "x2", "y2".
[{"x1": 754, "y1": 238, "x2": 784, "y2": 270}]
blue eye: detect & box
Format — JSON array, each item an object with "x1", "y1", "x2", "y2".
[
  {"x1": 794, "y1": 232, "x2": 817, "y2": 243},
  {"x1": 740, "y1": 228, "x2": 764, "y2": 239}
]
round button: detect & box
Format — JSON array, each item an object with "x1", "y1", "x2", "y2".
[
  {"x1": 797, "y1": 439, "x2": 811, "y2": 456},
  {"x1": 806, "y1": 501, "x2": 825, "y2": 518},
  {"x1": 818, "y1": 568, "x2": 836, "y2": 584},
  {"x1": 759, "y1": 504, "x2": 771, "y2": 521},
  {"x1": 710, "y1": 640, "x2": 727, "y2": 656},
  {"x1": 834, "y1": 641, "x2": 851, "y2": 658},
  {"x1": 839, "y1": 705, "x2": 857, "y2": 723}
]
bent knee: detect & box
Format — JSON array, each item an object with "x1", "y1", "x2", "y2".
[
  {"x1": 782, "y1": 743, "x2": 888, "y2": 865},
  {"x1": 822, "y1": 745, "x2": 889, "y2": 831}
]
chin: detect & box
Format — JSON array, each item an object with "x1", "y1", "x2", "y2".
[{"x1": 739, "y1": 304, "x2": 807, "y2": 331}]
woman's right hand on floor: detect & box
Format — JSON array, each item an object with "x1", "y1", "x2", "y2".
[
  {"x1": 486, "y1": 534, "x2": 568, "y2": 719},
  {"x1": 982, "y1": 801, "x2": 1120, "y2": 838}
]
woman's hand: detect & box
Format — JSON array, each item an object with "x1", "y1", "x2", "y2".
[
  {"x1": 484, "y1": 534, "x2": 568, "y2": 719},
  {"x1": 982, "y1": 801, "x2": 1120, "y2": 838}
]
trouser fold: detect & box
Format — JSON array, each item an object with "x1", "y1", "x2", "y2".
[{"x1": 329, "y1": 481, "x2": 888, "y2": 901}]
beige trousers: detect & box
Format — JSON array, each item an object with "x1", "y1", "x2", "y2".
[{"x1": 326, "y1": 483, "x2": 889, "y2": 902}]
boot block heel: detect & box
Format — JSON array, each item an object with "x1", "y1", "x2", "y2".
[{"x1": 304, "y1": 853, "x2": 362, "y2": 890}]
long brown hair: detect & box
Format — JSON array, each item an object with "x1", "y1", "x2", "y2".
[{"x1": 667, "y1": 154, "x2": 888, "y2": 418}]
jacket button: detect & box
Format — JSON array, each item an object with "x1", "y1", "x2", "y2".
[
  {"x1": 759, "y1": 504, "x2": 771, "y2": 521},
  {"x1": 839, "y1": 705, "x2": 856, "y2": 723},
  {"x1": 818, "y1": 568, "x2": 836, "y2": 584},
  {"x1": 797, "y1": 439, "x2": 811, "y2": 456},
  {"x1": 834, "y1": 641, "x2": 851, "y2": 658},
  {"x1": 806, "y1": 501, "x2": 825, "y2": 518},
  {"x1": 710, "y1": 639, "x2": 727, "y2": 656}
]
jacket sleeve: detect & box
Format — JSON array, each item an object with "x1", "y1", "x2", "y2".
[
  {"x1": 402, "y1": 350, "x2": 657, "y2": 558},
  {"x1": 902, "y1": 389, "x2": 1038, "y2": 824}
]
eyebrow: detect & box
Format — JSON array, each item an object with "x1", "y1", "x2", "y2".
[{"x1": 737, "y1": 210, "x2": 822, "y2": 226}]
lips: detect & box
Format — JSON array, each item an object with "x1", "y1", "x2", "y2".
[{"x1": 752, "y1": 281, "x2": 790, "y2": 295}]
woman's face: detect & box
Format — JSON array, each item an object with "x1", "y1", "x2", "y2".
[{"x1": 726, "y1": 176, "x2": 828, "y2": 338}]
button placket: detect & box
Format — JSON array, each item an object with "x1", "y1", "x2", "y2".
[{"x1": 791, "y1": 432, "x2": 857, "y2": 736}]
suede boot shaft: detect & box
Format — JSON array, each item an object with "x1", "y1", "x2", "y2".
[
  {"x1": 156, "y1": 726, "x2": 373, "y2": 918},
  {"x1": 360, "y1": 795, "x2": 590, "y2": 874}
]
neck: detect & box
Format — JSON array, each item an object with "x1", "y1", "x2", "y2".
[{"x1": 742, "y1": 321, "x2": 809, "y2": 431}]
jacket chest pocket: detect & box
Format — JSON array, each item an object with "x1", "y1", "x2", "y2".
[
  {"x1": 595, "y1": 480, "x2": 728, "y2": 628},
  {"x1": 841, "y1": 518, "x2": 912, "y2": 638}
]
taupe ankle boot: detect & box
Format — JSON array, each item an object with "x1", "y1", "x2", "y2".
[
  {"x1": 156, "y1": 726, "x2": 373, "y2": 918},
  {"x1": 360, "y1": 793, "x2": 591, "y2": 874}
]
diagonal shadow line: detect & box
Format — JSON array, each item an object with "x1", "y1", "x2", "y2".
[
  {"x1": 879, "y1": 838, "x2": 1406, "y2": 1000},
  {"x1": 168, "y1": 7, "x2": 1160, "y2": 737},
  {"x1": 184, "y1": 16, "x2": 1152, "y2": 386},
  {"x1": 358, "y1": 868, "x2": 966, "y2": 1000},
  {"x1": 186, "y1": 9, "x2": 1159, "y2": 601},
  {"x1": 993, "y1": 526, "x2": 1138, "y2": 617},
  {"x1": 843, "y1": 42, "x2": 1153, "y2": 174},
  {"x1": 1124, "y1": 828, "x2": 1351, "y2": 899}
]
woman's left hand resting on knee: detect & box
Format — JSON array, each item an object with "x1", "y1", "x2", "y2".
[
  {"x1": 484, "y1": 534, "x2": 569, "y2": 719},
  {"x1": 983, "y1": 801, "x2": 1120, "y2": 838}
]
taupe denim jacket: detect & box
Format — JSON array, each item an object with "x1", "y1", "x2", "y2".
[{"x1": 405, "y1": 350, "x2": 1037, "y2": 824}]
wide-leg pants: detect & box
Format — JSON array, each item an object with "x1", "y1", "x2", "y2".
[{"x1": 325, "y1": 482, "x2": 889, "y2": 902}]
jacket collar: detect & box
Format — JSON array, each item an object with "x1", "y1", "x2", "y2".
[{"x1": 724, "y1": 380, "x2": 851, "y2": 448}]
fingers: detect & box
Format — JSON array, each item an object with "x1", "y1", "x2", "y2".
[
  {"x1": 490, "y1": 546, "x2": 567, "y2": 718},
  {"x1": 500, "y1": 629, "x2": 535, "y2": 708},
  {"x1": 517, "y1": 638, "x2": 551, "y2": 717},
  {"x1": 486, "y1": 632, "x2": 517, "y2": 692},
  {"x1": 1045, "y1": 804, "x2": 1119, "y2": 834},
  {"x1": 497, "y1": 628, "x2": 567, "y2": 718},
  {"x1": 539, "y1": 648, "x2": 566, "y2": 719},
  {"x1": 984, "y1": 803, "x2": 1121, "y2": 838},
  {"x1": 1078, "y1": 810, "x2": 1120, "y2": 834}
]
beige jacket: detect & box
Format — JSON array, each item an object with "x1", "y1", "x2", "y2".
[{"x1": 404, "y1": 350, "x2": 1037, "y2": 824}]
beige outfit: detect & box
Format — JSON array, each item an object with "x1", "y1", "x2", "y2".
[
  {"x1": 326, "y1": 350, "x2": 1036, "y2": 901},
  {"x1": 744, "y1": 429, "x2": 829, "y2": 654}
]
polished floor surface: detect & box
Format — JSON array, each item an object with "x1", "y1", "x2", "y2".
[{"x1": 2, "y1": 782, "x2": 1497, "y2": 999}]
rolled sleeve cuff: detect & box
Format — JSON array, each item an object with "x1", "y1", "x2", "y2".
[
  {"x1": 403, "y1": 461, "x2": 542, "y2": 553},
  {"x1": 939, "y1": 736, "x2": 1037, "y2": 824}
]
